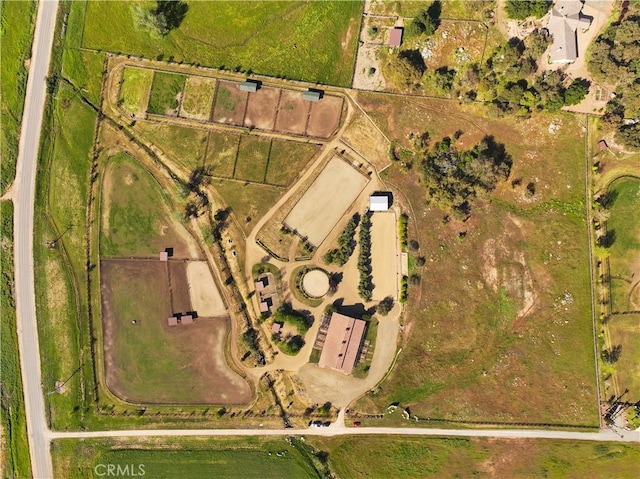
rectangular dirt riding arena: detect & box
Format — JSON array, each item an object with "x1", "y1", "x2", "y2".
[
  {"x1": 284, "y1": 158, "x2": 368, "y2": 246},
  {"x1": 371, "y1": 211, "x2": 400, "y2": 300}
]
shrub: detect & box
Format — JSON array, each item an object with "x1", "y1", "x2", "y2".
[{"x1": 505, "y1": 0, "x2": 550, "y2": 20}]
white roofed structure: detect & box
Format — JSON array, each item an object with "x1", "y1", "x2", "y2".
[
  {"x1": 548, "y1": 0, "x2": 592, "y2": 64},
  {"x1": 369, "y1": 194, "x2": 390, "y2": 211}
]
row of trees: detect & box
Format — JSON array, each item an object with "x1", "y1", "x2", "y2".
[
  {"x1": 421, "y1": 135, "x2": 512, "y2": 217},
  {"x1": 357, "y1": 212, "x2": 374, "y2": 301},
  {"x1": 505, "y1": 0, "x2": 550, "y2": 20},
  {"x1": 324, "y1": 213, "x2": 360, "y2": 265}
]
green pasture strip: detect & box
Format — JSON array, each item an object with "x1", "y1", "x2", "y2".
[
  {"x1": 120, "y1": 67, "x2": 154, "y2": 116},
  {"x1": 147, "y1": 71, "x2": 186, "y2": 114},
  {"x1": 134, "y1": 121, "x2": 207, "y2": 172},
  {"x1": 235, "y1": 136, "x2": 271, "y2": 183}
]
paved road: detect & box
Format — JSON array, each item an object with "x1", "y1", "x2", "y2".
[
  {"x1": 48, "y1": 425, "x2": 640, "y2": 443},
  {"x1": 13, "y1": 1, "x2": 59, "y2": 478}
]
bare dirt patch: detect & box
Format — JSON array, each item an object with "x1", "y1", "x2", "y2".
[
  {"x1": 186, "y1": 261, "x2": 227, "y2": 317},
  {"x1": 244, "y1": 87, "x2": 279, "y2": 130},
  {"x1": 212, "y1": 81, "x2": 248, "y2": 126},
  {"x1": 371, "y1": 211, "x2": 399, "y2": 300},
  {"x1": 275, "y1": 90, "x2": 310, "y2": 135},
  {"x1": 306, "y1": 95, "x2": 344, "y2": 138},
  {"x1": 284, "y1": 157, "x2": 369, "y2": 246},
  {"x1": 101, "y1": 259, "x2": 249, "y2": 404},
  {"x1": 168, "y1": 260, "x2": 192, "y2": 314}
]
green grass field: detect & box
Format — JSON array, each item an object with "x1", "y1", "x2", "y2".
[
  {"x1": 120, "y1": 67, "x2": 154, "y2": 116},
  {"x1": 81, "y1": 1, "x2": 362, "y2": 86},
  {"x1": 52, "y1": 437, "x2": 321, "y2": 479},
  {"x1": 212, "y1": 179, "x2": 283, "y2": 236},
  {"x1": 606, "y1": 178, "x2": 640, "y2": 312},
  {"x1": 49, "y1": 83, "x2": 97, "y2": 288},
  {"x1": 608, "y1": 314, "x2": 640, "y2": 401},
  {"x1": 205, "y1": 131, "x2": 239, "y2": 178},
  {"x1": 0, "y1": 0, "x2": 37, "y2": 195},
  {"x1": 235, "y1": 136, "x2": 271, "y2": 183},
  {"x1": 309, "y1": 436, "x2": 640, "y2": 478},
  {"x1": 100, "y1": 153, "x2": 186, "y2": 258},
  {"x1": 354, "y1": 95, "x2": 597, "y2": 426},
  {"x1": 0, "y1": 202, "x2": 32, "y2": 478},
  {"x1": 134, "y1": 121, "x2": 208, "y2": 172},
  {"x1": 61, "y1": 1, "x2": 104, "y2": 107},
  {"x1": 147, "y1": 71, "x2": 186, "y2": 115},
  {"x1": 266, "y1": 141, "x2": 319, "y2": 186}
]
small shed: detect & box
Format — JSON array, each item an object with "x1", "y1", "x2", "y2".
[
  {"x1": 369, "y1": 194, "x2": 390, "y2": 211},
  {"x1": 181, "y1": 315, "x2": 194, "y2": 325},
  {"x1": 255, "y1": 278, "x2": 266, "y2": 292},
  {"x1": 167, "y1": 317, "x2": 178, "y2": 327},
  {"x1": 272, "y1": 322, "x2": 282, "y2": 335},
  {"x1": 239, "y1": 80, "x2": 259, "y2": 93},
  {"x1": 159, "y1": 251, "x2": 169, "y2": 261},
  {"x1": 303, "y1": 90, "x2": 322, "y2": 102},
  {"x1": 598, "y1": 139, "x2": 608, "y2": 151},
  {"x1": 388, "y1": 27, "x2": 403, "y2": 47},
  {"x1": 260, "y1": 301, "x2": 270, "y2": 313}
]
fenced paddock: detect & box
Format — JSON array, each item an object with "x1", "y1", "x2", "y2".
[{"x1": 284, "y1": 157, "x2": 369, "y2": 246}]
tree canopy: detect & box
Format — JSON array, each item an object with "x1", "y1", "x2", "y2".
[
  {"x1": 421, "y1": 136, "x2": 512, "y2": 215},
  {"x1": 505, "y1": 0, "x2": 550, "y2": 20}
]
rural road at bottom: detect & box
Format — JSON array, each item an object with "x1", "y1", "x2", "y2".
[
  {"x1": 48, "y1": 425, "x2": 640, "y2": 443},
  {"x1": 13, "y1": 0, "x2": 59, "y2": 478}
]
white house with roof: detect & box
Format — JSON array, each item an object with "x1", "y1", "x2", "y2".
[{"x1": 548, "y1": 0, "x2": 592, "y2": 64}]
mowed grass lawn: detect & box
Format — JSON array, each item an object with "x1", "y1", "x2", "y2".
[
  {"x1": 266, "y1": 140, "x2": 319, "y2": 186},
  {"x1": 309, "y1": 436, "x2": 640, "y2": 478},
  {"x1": 100, "y1": 153, "x2": 188, "y2": 257},
  {"x1": 81, "y1": 1, "x2": 362, "y2": 86},
  {"x1": 120, "y1": 67, "x2": 153, "y2": 116},
  {"x1": 52, "y1": 437, "x2": 321, "y2": 479},
  {"x1": 147, "y1": 71, "x2": 186, "y2": 115},
  {"x1": 606, "y1": 178, "x2": 640, "y2": 312},
  {"x1": 354, "y1": 94, "x2": 598, "y2": 425},
  {"x1": 0, "y1": 0, "x2": 37, "y2": 194}
]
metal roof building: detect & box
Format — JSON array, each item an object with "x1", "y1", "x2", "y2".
[
  {"x1": 548, "y1": 0, "x2": 592, "y2": 64},
  {"x1": 388, "y1": 27, "x2": 403, "y2": 47},
  {"x1": 303, "y1": 90, "x2": 322, "y2": 102},
  {"x1": 239, "y1": 80, "x2": 259, "y2": 92},
  {"x1": 369, "y1": 194, "x2": 390, "y2": 211},
  {"x1": 318, "y1": 312, "x2": 366, "y2": 375}
]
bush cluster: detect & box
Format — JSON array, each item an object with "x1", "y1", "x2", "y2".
[
  {"x1": 273, "y1": 305, "x2": 309, "y2": 334},
  {"x1": 398, "y1": 214, "x2": 408, "y2": 250},
  {"x1": 324, "y1": 213, "x2": 360, "y2": 265}
]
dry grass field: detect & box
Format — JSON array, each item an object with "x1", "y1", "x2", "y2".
[
  {"x1": 180, "y1": 76, "x2": 216, "y2": 120},
  {"x1": 134, "y1": 122, "x2": 208, "y2": 172},
  {"x1": 100, "y1": 259, "x2": 249, "y2": 404},
  {"x1": 234, "y1": 136, "x2": 271, "y2": 183},
  {"x1": 204, "y1": 131, "x2": 240, "y2": 178},
  {"x1": 285, "y1": 158, "x2": 369, "y2": 247},
  {"x1": 352, "y1": 93, "x2": 598, "y2": 426}
]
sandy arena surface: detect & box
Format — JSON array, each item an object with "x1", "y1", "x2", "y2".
[
  {"x1": 370, "y1": 211, "x2": 399, "y2": 300},
  {"x1": 285, "y1": 157, "x2": 369, "y2": 246},
  {"x1": 302, "y1": 269, "x2": 330, "y2": 298},
  {"x1": 186, "y1": 261, "x2": 227, "y2": 317}
]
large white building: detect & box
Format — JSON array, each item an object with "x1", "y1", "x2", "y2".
[{"x1": 369, "y1": 194, "x2": 390, "y2": 211}]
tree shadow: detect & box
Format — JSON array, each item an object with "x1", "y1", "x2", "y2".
[
  {"x1": 599, "y1": 229, "x2": 617, "y2": 248},
  {"x1": 154, "y1": 1, "x2": 189, "y2": 32}
]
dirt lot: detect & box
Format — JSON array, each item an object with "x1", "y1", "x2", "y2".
[
  {"x1": 186, "y1": 261, "x2": 227, "y2": 317},
  {"x1": 101, "y1": 259, "x2": 250, "y2": 404},
  {"x1": 275, "y1": 90, "x2": 310, "y2": 135},
  {"x1": 370, "y1": 211, "x2": 399, "y2": 301},
  {"x1": 244, "y1": 86, "x2": 279, "y2": 130},
  {"x1": 212, "y1": 81, "x2": 248, "y2": 126},
  {"x1": 168, "y1": 260, "x2": 192, "y2": 314},
  {"x1": 306, "y1": 96, "x2": 344, "y2": 138},
  {"x1": 284, "y1": 157, "x2": 369, "y2": 246}
]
